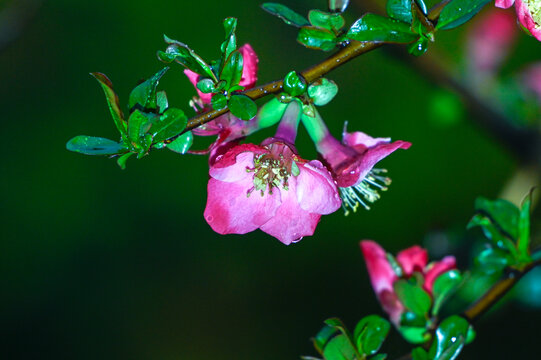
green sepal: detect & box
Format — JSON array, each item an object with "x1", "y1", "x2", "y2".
[
  {"x1": 297, "y1": 26, "x2": 337, "y2": 51},
  {"x1": 283, "y1": 71, "x2": 307, "y2": 97},
  {"x1": 166, "y1": 131, "x2": 193, "y2": 154},
  {"x1": 431, "y1": 270, "x2": 463, "y2": 315},
  {"x1": 261, "y1": 3, "x2": 310, "y2": 27},
  {"x1": 465, "y1": 325, "x2": 476, "y2": 344},
  {"x1": 347, "y1": 14, "x2": 419, "y2": 43},
  {"x1": 211, "y1": 93, "x2": 228, "y2": 111},
  {"x1": 220, "y1": 51, "x2": 244, "y2": 88},
  {"x1": 308, "y1": 10, "x2": 345, "y2": 32},
  {"x1": 66, "y1": 135, "x2": 125, "y2": 155},
  {"x1": 436, "y1": 0, "x2": 491, "y2": 30},
  {"x1": 128, "y1": 67, "x2": 169, "y2": 113},
  {"x1": 307, "y1": 78, "x2": 338, "y2": 106},
  {"x1": 518, "y1": 191, "x2": 533, "y2": 260},
  {"x1": 394, "y1": 279, "x2": 432, "y2": 317},
  {"x1": 116, "y1": 152, "x2": 133, "y2": 170},
  {"x1": 228, "y1": 94, "x2": 257, "y2": 120},
  {"x1": 353, "y1": 315, "x2": 390, "y2": 356},
  {"x1": 90, "y1": 72, "x2": 127, "y2": 139},
  {"x1": 386, "y1": 252, "x2": 404, "y2": 277},
  {"x1": 257, "y1": 97, "x2": 289, "y2": 128},
  {"x1": 160, "y1": 35, "x2": 216, "y2": 81},
  {"x1": 428, "y1": 316, "x2": 469, "y2": 360},
  {"x1": 312, "y1": 324, "x2": 339, "y2": 355},
  {"x1": 328, "y1": 0, "x2": 350, "y2": 13}
]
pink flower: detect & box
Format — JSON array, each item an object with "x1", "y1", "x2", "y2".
[
  {"x1": 184, "y1": 43, "x2": 259, "y2": 105},
  {"x1": 360, "y1": 240, "x2": 456, "y2": 325},
  {"x1": 317, "y1": 123, "x2": 411, "y2": 214},
  {"x1": 204, "y1": 102, "x2": 341, "y2": 244},
  {"x1": 467, "y1": 9, "x2": 517, "y2": 73},
  {"x1": 495, "y1": 0, "x2": 541, "y2": 41}
]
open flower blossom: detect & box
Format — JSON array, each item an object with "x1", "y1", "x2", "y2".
[
  {"x1": 204, "y1": 102, "x2": 341, "y2": 245},
  {"x1": 303, "y1": 110, "x2": 410, "y2": 215},
  {"x1": 360, "y1": 240, "x2": 456, "y2": 326},
  {"x1": 496, "y1": 0, "x2": 541, "y2": 41}
]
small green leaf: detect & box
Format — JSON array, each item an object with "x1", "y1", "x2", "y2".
[
  {"x1": 90, "y1": 72, "x2": 127, "y2": 139},
  {"x1": 156, "y1": 91, "x2": 169, "y2": 113},
  {"x1": 150, "y1": 107, "x2": 188, "y2": 142},
  {"x1": 386, "y1": 253, "x2": 404, "y2": 277},
  {"x1": 220, "y1": 51, "x2": 244, "y2": 88},
  {"x1": 386, "y1": 0, "x2": 413, "y2": 23},
  {"x1": 411, "y1": 347, "x2": 429, "y2": 360},
  {"x1": 128, "y1": 67, "x2": 169, "y2": 112},
  {"x1": 261, "y1": 3, "x2": 310, "y2": 27},
  {"x1": 518, "y1": 191, "x2": 533, "y2": 260},
  {"x1": 472, "y1": 196, "x2": 520, "y2": 239},
  {"x1": 313, "y1": 324, "x2": 339, "y2": 355},
  {"x1": 428, "y1": 315, "x2": 469, "y2": 360},
  {"x1": 328, "y1": 0, "x2": 350, "y2": 13},
  {"x1": 399, "y1": 326, "x2": 430, "y2": 344},
  {"x1": 127, "y1": 110, "x2": 151, "y2": 146},
  {"x1": 116, "y1": 152, "x2": 133, "y2": 170},
  {"x1": 322, "y1": 335, "x2": 357, "y2": 360},
  {"x1": 466, "y1": 325, "x2": 476, "y2": 344},
  {"x1": 228, "y1": 94, "x2": 257, "y2": 120},
  {"x1": 408, "y1": 37, "x2": 428, "y2": 56},
  {"x1": 436, "y1": 0, "x2": 491, "y2": 30},
  {"x1": 308, "y1": 10, "x2": 345, "y2": 31},
  {"x1": 307, "y1": 78, "x2": 338, "y2": 106},
  {"x1": 394, "y1": 279, "x2": 432, "y2": 317},
  {"x1": 467, "y1": 213, "x2": 518, "y2": 256},
  {"x1": 283, "y1": 71, "x2": 307, "y2": 96},
  {"x1": 475, "y1": 247, "x2": 511, "y2": 275},
  {"x1": 161, "y1": 35, "x2": 216, "y2": 80},
  {"x1": 297, "y1": 26, "x2": 337, "y2": 51},
  {"x1": 432, "y1": 270, "x2": 463, "y2": 315},
  {"x1": 353, "y1": 315, "x2": 390, "y2": 356},
  {"x1": 167, "y1": 131, "x2": 193, "y2": 154},
  {"x1": 67, "y1": 135, "x2": 125, "y2": 155},
  {"x1": 221, "y1": 17, "x2": 237, "y2": 64},
  {"x1": 211, "y1": 93, "x2": 227, "y2": 110},
  {"x1": 347, "y1": 14, "x2": 419, "y2": 43},
  {"x1": 196, "y1": 78, "x2": 216, "y2": 94}
]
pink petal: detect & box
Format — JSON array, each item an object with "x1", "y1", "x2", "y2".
[
  {"x1": 396, "y1": 246, "x2": 428, "y2": 276},
  {"x1": 238, "y1": 44, "x2": 259, "y2": 89},
  {"x1": 296, "y1": 160, "x2": 341, "y2": 215},
  {"x1": 211, "y1": 143, "x2": 266, "y2": 170},
  {"x1": 342, "y1": 130, "x2": 391, "y2": 149},
  {"x1": 516, "y1": 0, "x2": 541, "y2": 41},
  {"x1": 204, "y1": 176, "x2": 281, "y2": 235},
  {"x1": 379, "y1": 289, "x2": 405, "y2": 326},
  {"x1": 259, "y1": 178, "x2": 320, "y2": 244},
  {"x1": 352, "y1": 140, "x2": 412, "y2": 186},
  {"x1": 184, "y1": 69, "x2": 213, "y2": 104},
  {"x1": 495, "y1": 0, "x2": 515, "y2": 8},
  {"x1": 360, "y1": 240, "x2": 398, "y2": 296},
  {"x1": 209, "y1": 151, "x2": 256, "y2": 183},
  {"x1": 423, "y1": 256, "x2": 457, "y2": 294}
]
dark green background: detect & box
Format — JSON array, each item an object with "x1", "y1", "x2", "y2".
[{"x1": 1, "y1": 0, "x2": 539, "y2": 359}]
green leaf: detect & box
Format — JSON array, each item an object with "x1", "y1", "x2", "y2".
[
  {"x1": 518, "y1": 191, "x2": 533, "y2": 260},
  {"x1": 196, "y1": 78, "x2": 216, "y2": 94},
  {"x1": 353, "y1": 315, "x2": 390, "y2": 356},
  {"x1": 386, "y1": 0, "x2": 413, "y2": 23},
  {"x1": 90, "y1": 72, "x2": 127, "y2": 139},
  {"x1": 261, "y1": 3, "x2": 310, "y2": 27},
  {"x1": 283, "y1": 71, "x2": 307, "y2": 96},
  {"x1": 66, "y1": 135, "x2": 125, "y2": 155},
  {"x1": 149, "y1": 107, "x2": 188, "y2": 142},
  {"x1": 399, "y1": 326, "x2": 430, "y2": 344},
  {"x1": 167, "y1": 131, "x2": 193, "y2": 154},
  {"x1": 297, "y1": 26, "x2": 337, "y2": 51},
  {"x1": 472, "y1": 197, "x2": 520, "y2": 238},
  {"x1": 221, "y1": 17, "x2": 237, "y2": 65},
  {"x1": 211, "y1": 93, "x2": 227, "y2": 110},
  {"x1": 228, "y1": 94, "x2": 257, "y2": 120},
  {"x1": 475, "y1": 247, "x2": 511, "y2": 275},
  {"x1": 428, "y1": 316, "x2": 469, "y2": 360},
  {"x1": 411, "y1": 347, "x2": 429, "y2": 360},
  {"x1": 408, "y1": 37, "x2": 428, "y2": 56},
  {"x1": 156, "y1": 91, "x2": 169, "y2": 113},
  {"x1": 347, "y1": 14, "x2": 419, "y2": 43},
  {"x1": 307, "y1": 78, "x2": 338, "y2": 106},
  {"x1": 128, "y1": 67, "x2": 168, "y2": 112},
  {"x1": 127, "y1": 110, "x2": 150, "y2": 145},
  {"x1": 116, "y1": 152, "x2": 133, "y2": 170},
  {"x1": 432, "y1": 270, "x2": 462, "y2": 315},
  {"x1": 436, "y1": 0, "x2": 491, "y2": 30},
  {"x1": 394, "y1": 279, "x2": 432, "y2": 317},
  {"x1": 322, "y1": 335, "x2": 357, "y2": 360},
  {"x1": 328, "y1": 0, "x2": 350, "y2": 13},
  {"x1": 467, "y1": 213, "x2": 518, "y2": 256},
  {"x1": 161, "y1": 35, "x2": 216, "y2": 80},
  {"x1": 220, "y1": 51, "x2": 244, "y2": 88},
  {"x1": 308, "y1": 10, "x2": 345, "y2": 31},
  {"x1": 313, "y1": 324, "x2": 339, "y2": 354}
]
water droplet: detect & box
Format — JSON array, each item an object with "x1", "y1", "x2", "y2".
[{"x1": 206, "y1": 215, "x2": 214, "y2": 222}]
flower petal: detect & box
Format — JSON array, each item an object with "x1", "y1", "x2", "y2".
[
  {"x1": 353, "y1": 140, "x2": 412, "y2": 185},
  {"x1": 184, "y1": 69, "x2": 213, "y2": 104},
  {"x1": 396, "y1": 246, "x2": 428, "y2": 276},
  {"x1": 516, "y1": 0, "x2": 541, "y2": 41},
  {"x1": 204, "y1": 176, "x2": 281, "y2": 235},
  {"x1": 342, "y1": 130, "x2": 391, "y2": 149},
  {"x1": 296, "y1": 160, "x2": 341, "y2": 215},
  {"x1": 238, "y1": 44, "x2": 259, "y2": 89},
  {"x1": 209, "y1": 144, "x2": 267, "y2": 182},
  {"x1": 495, "y1": 0, "x2": 515, "y2": 8},
  {"x1": 260, "y1": 177, "x2": 321, "y2": 245},
  {"x1": 360, "y1": 240, "x2": 398, "y2": 296},
  {"x1": 423, "y1": 256, "x2": 457, "y2": 294}
]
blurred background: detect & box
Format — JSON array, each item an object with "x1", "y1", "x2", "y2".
[{"x1": 1, "y1": 0, "x2": 540, "y2": 359}]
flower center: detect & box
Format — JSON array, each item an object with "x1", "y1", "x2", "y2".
[
  {"x1": 339, "y1": 168, "x2": 392, "y2": 215},
  {"x1": 245, "y1": 144, "x2": 296, "y2": 197},
  {"x1": 526, "y1": 0, "x2": 541, "y2": 26}
]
